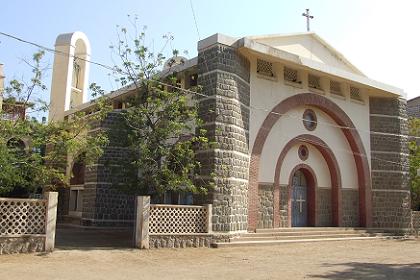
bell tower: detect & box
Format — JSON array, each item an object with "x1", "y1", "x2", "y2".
[{"x1": 49, "y1": 32, "x2": 90, "y2": 122}]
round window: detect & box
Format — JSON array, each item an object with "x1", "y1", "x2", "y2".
[
  {"x1": 303, "y1": 109, "x2": 317, "y2": 131},
  {"x1": 298, "y1": 145, "x2": 309, "y2": 161}
]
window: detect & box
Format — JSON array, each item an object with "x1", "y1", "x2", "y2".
[
  {"x1": 69, "y1": 189, "x2": 84, "y2": 212},
  {"x1": 257, "y1": 59, "x2": 274, "y2": 77},
  {"x1": 350, "y1": 86, "x2": 363, "y2": 102},
  {"x1": 189, "y1": 73, "x2": 198, "y2": 87},
  {"x1": 284, "y1": 67, "x2": 301, "y2": 84},
  {"x1": 330, "y1": 80, "x2": 343, "y2": 97},
  {"x1": 302, "y1": 109, "x2": 317, "y2": 131},
  {"x1": 298, "y1": 145, "x2": 309, "y2": 161},
  {"x1": 308, "y1": 74, "x2": 322, "y2": 90}
]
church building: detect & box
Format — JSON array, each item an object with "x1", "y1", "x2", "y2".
[{"x1": 49, "y1": 31, "x2": 411, "y2": 232}]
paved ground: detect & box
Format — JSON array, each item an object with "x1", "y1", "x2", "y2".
[
  {"x1": 54, "y1": 225, "x2": 133, "y2": 249},
  {"x1": 1, "y1": 238, "x2": 419, "y2": 280}
]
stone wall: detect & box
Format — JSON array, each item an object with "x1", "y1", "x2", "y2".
[
  {"x1": 197, "y1": 42, "x2": 250, "y2": 232},
  {"x1": 342, "y1": 189, "x2": 359, "y2": 227},
  {"x1": 81, "y1": 112, "x2": 135, "y2": 227},
  {"x1": 407, "y1": 97, "x2": 420, "y2": 118},
  {"x1": 257, "y1": 185, "x2": 274, "y2": 229},
  {"x1": 317, "y1": 188, "x2": 332, "y2": 227},
  {"x1": 279, "y1": 184, "x2": 289, "y2": 227},
  {"x1": 149, "y1": 234, "x2": 212, "y2": 249},
  {"x1": 369, "y1": 97, "x2": 411, "y2": 228},
  {"x1": 0, "y1": 236, "x2": 45, "y2": 254}
]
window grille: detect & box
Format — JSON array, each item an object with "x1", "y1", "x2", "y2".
[
  {"x1": 284, "y1": 67, "x2": 300, "y2": 83},
  {"x1": 257, "y1": 59, "x2": 274, "y2": 77},
  {"x1": 308, "y1": 74, "x2": 322, "y2": 90},
  {"x1": 350, "y1": 86, "x2": 363, "y2": 101},
  {"x1": 330, "y1": 80, "x2": 343, "y2": 96}
]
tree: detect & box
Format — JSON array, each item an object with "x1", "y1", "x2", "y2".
[
  {"x1": 97, "y1": 23, "x2": 212, "y2": 197},
  {"x1": 0, "y1": 50, "x2": 109, "y2": 197},
  {"x1": 409, "y1": 117, "x2": 420, "y2": 210}
]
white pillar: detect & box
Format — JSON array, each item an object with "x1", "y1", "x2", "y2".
[
  {"x1": 44, "y1": 192, "x2": 58, "y2": 252},
  {"x1": 135, "y1": 196, "x2": 150, "y2": 249}
]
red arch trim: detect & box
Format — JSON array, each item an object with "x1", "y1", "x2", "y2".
[
  {"x1": 248, "y1": 93, "x2": 371, "y2": 231},
  {"x1": 273, "y1": 135, "x2": 342, "y2": 227}
]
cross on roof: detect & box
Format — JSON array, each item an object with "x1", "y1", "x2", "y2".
[{"x1": 302, "y1": 8, "x2": 314, "y2": 32}]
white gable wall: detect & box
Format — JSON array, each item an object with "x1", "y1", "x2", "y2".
[
  {"x1": 248, "y1": 55, "x2": 372, "y2": 189},
  {"x1": 253, "y1": 35, "x2": 361, "y2": 75}
]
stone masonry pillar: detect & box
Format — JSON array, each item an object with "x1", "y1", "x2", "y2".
[
  {"x1": 196, "y1": 34, "x2": 250, "y2": 232},
  {"x1": 369, "y1": 97, "x2": 411, "y2": 228}
]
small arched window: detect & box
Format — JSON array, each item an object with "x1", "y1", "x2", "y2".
[{"x1": 7, "y1": 138, "x2": 26, "y2": 153}]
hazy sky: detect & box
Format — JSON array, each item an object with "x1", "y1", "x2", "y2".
[{"x1": 1, "y1": 0, "x2": 419, "y2": 101}]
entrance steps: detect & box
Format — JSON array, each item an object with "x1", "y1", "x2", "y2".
[{"x1": 212, "y1": 227, "x2": 404, "y2": 248}]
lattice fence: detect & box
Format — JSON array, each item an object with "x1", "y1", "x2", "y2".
[
  {"x1": 149, "y1": 204, "x2": 208, "y2": 234},
  {"x1": 0, "y1": 198, "x2": 47, "y2": 236}
]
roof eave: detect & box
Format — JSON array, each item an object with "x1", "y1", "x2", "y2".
[{"x1": 238, "y1": 37, "x2": 405, "y2": 98}]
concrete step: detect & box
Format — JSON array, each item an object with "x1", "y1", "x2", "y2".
[
  {"x1": 213, "y1": 235, "x2": 402, "y2": 248},
  {"x1": 241, "y1": 230, "x2": 384, "y2": 237},
  {"x1": 231, "y1": 233, "x2": 393, "y2": 242},
  {"x1": 255, "y1": 227, "x2": 383, "y2": 233}
]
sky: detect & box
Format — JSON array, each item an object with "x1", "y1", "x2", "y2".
[{"x1": 1, "y1": 0, "x2": 420, "y2": 106}]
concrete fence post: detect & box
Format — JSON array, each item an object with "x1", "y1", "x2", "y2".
[
  {"x1": 206, "y1": 204, "x2": 212, "y2": 233},
  {"x1": 44, "y1": 191, "x2": 58, "y2": 252},
  {"x1": 135, "y1": 196, "x2": 150, "y2": 249}
]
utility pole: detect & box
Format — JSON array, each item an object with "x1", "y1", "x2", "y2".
[{"x1": 302, "y1": 8, "x2": 314, "y2": 32}]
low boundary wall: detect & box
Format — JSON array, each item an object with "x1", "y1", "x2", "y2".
[
  {"x1": 0, "y1": 192, "x2": 58, "y2": 254},
  {"x1": 134, "y1": 196, "x2": 212, "y2": 249}
]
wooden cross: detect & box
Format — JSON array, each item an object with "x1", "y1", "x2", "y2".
[
  {"x1": 302, "y1": 8, "x2": 314, "y2": 32},
  {"x1": 296, "y1": 194, "x2": 305, "y2": 213}
]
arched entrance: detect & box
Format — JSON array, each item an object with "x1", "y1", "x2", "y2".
[
  {"x1": 248, "y1": 93, "x2": 372, "y2": 231},
  {"x1": 289, "y1": 165, "x2": 317, "y2": 227},
  {"x1": 274, "y1": 135, "x2": 342, "y2": 227}
]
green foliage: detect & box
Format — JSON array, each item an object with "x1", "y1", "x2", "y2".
[
  {"x1": 107, "y1": 22, "x2": 212, "y2": 196},
  {"x1": 409, "y1": 118, "x2": 420, "y2": 210},
  {"x1": 0, "y1": 51, "x2": 109, "y2": 197}
]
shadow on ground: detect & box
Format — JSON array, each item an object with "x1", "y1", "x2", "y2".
[
  {"x1": 309, "y1": 262, "x2": 420, "y2": 280},
  {"x1": 55, "y1": 224, "x2": 134, "y2": 250}
]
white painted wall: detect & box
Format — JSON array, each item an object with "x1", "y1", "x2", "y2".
[
  {"x1": 253, "y1": 34, "x2": 360, "y2": 75},
  {"x1": 248, "y1": 56, "x2": 374, "y2": 189},
  {"x1": 279, "y1": 144, "x2": 332, "y2": 188}
]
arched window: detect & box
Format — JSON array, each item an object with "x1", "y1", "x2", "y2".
[{"x1": 7, "y1": 138, "x2": 26, "y2": 153}]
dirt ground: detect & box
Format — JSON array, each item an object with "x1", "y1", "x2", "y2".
[{"x1": 1, "y1": 239, "x2": 420, "y2": 280}]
